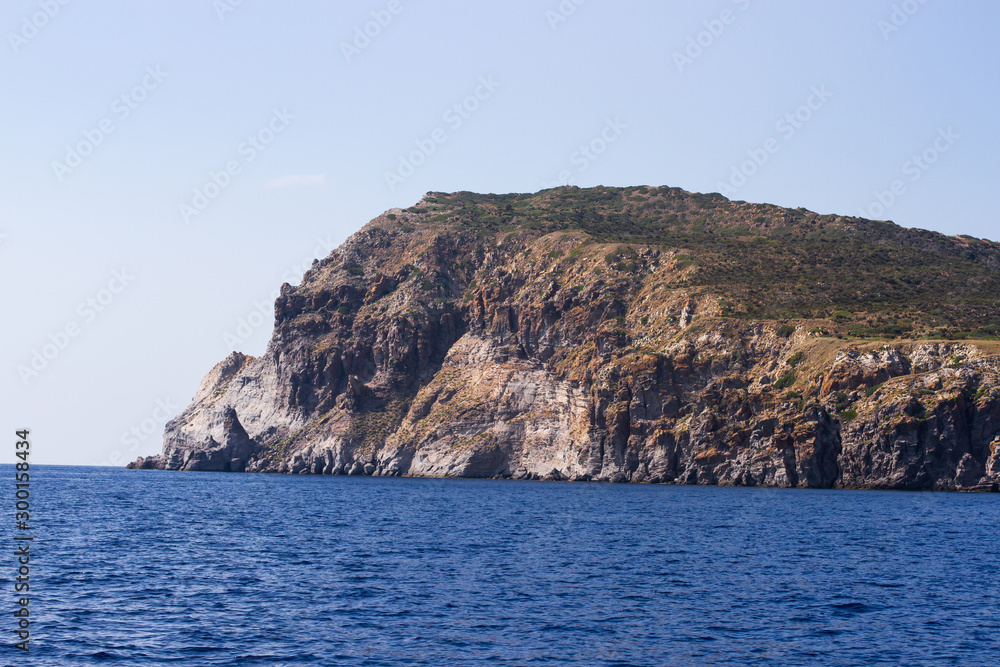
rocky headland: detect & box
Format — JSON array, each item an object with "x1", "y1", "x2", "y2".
[{"x1": 130, "y1": 186, "x2": 1000, "y2": 491}]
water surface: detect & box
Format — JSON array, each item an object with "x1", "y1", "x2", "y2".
[{"x1": 11, "y1": 466, "x2": 1000, "y2": 665}]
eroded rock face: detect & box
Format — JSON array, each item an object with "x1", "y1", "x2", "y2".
[
  {"x1": 130, "y1": 192, "x2": 1000, "y2": 491},
  {"x1": 838, "y1": 364, "x2": 1000, "y2": 490}
]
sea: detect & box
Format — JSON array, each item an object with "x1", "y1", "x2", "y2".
[{"x1": 5, "y1": 465, "x2": 999, "y2": 666}]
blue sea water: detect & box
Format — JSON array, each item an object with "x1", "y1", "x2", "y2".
[{"x1": 5, "y1": 465, "x2": 999, "y2": 666}]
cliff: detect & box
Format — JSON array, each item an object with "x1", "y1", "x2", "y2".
[{"x1": 130, "y1": 186, "x2": 1000, "y2": 491}]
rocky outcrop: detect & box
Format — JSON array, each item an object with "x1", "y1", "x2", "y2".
[
  {"x1": 839, "y1": 359, "x2": 1000, "y2": 491},
  {"x1": 130, "y1": 187, "x2": 1000, "y2": 491}
]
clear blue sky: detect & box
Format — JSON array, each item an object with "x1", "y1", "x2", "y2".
[{"x1": 2, "y1": 0, "x2": 997, "y2": 465}]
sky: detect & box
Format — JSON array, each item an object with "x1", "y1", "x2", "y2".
[{"x1": 2, "y1": 0, "x2": 997, "y2": 466}]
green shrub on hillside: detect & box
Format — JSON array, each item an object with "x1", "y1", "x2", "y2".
[{"x1": 774, "y1": 370, "x2": 796, "y2": 390}]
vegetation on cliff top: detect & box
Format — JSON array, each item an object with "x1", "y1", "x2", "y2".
[{"x1": 400, "y1": 186, "x2": 1000, "y2": 340}]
